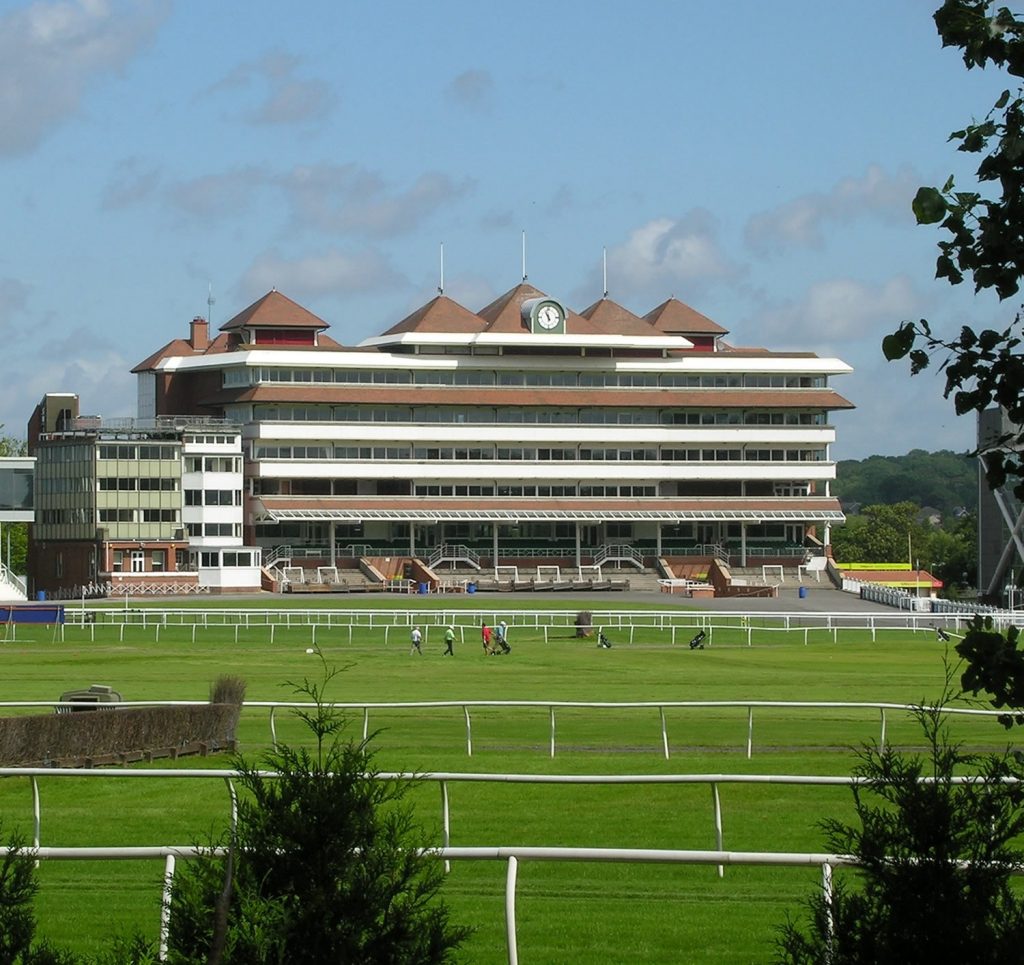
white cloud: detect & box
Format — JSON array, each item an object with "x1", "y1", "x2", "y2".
[
  {"x1": 745, "y1": 165, "x2": 919, "y2": 255},
  {"x1": 166, "y1": 167, "x2": 268, "y2": 219},
  {"x1": 445, "y1": 69, "x2": 493, "y2": 110},
  {"x1": 208, "y1": 50, "x2": 336, "y2": 126},
  {"x1": 279, "y1": 165, "x2": 474, "y2": 238},
  {"x1": 100, "y1": 157, "x2": 161, "y2": 209},
  {"x1": 755, "y1": 275, "x2": 922, "y2": 347},
  {"x1": 0, "y1": 336, "x2": 134, "y2": 435},
  {"x1": 238, "y1": 248, "x2": 405, "y2": 301},
  {"x1": 597, "y1": 213, "x2": 738, "y2": 302},
  {"x1": 0, "y1": 0, "x2": 170, "y2": 156},
  {"x1": 0, "y1": 279, "x2": 31, "y2": 335}
]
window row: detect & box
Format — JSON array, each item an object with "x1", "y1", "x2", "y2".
[
  {"x1": 183, "y1": 489, "x2": 242, "y2": 506},
  {"x1": 412, "y1": 484, "x2": 658, "y2": 497},
  {"x1": 186, "y1": 522, "x2": 243, "y2": 538},
  {"x1": 184, "y1": 456, "x2": 242, "y2": 473},
  {"x1": 98, "y1": 477, "x2": 179, "y2": 491},
  {"x1": 98, "y1": 444, "x2": 180, "y2": 461},
  {"x1": 227, "y1": 366, "x2": 827, "y2": 390},
  {"x1": 253, "y1": 444, "x2": 828, "y2": 463},
  {"x1": 196, "y1": 550, "x2": 257, "y2": 567},
  {"x1": 182, "y1": 434, "x2": 238, "y2": 445},
  {"x1": 99, "y1": 509, "x2": 180, "y2": 523},
  {"x1": 252, "y1": 404, "x2": 829, "y2": 426}
]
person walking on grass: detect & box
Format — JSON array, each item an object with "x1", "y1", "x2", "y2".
[
  {"x1": 481, "y1": 621, "x2": 494, "y2": 655},
  {"x1": 443, "y1": 625, "x2": 455, "y2": 656},
  {"x1": 410, "y1": 626, "x2": 423, "y2": 655}
]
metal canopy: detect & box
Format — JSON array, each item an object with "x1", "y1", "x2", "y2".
[{"x1": 256, "y1": 506, "x2": 846, "y2": 524}]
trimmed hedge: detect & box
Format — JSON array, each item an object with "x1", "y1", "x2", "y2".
[{"x1": 0, "y1": 680, "x2": 244, "y2": 767}]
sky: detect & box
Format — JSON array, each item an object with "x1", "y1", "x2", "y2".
[{"x1": 0, "y1": 0, "x2": 1017, "y2": 460}]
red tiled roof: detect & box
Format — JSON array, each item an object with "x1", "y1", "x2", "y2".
[
  {"x1": 219, "y1": 290, "x2": 330, "y2": 332},
  {"x1": 476, "y1": 283, "x2": 606, "y2": 336},
  {"x1": 579, "y1": 298, "x2": 657, "y2": 336},
  {"x1": 132, "y1": 331, "x2": 344, "y2": 373},
  {"x1": 644, "y1": 298, "x2": 728, "y2": 336},
  {"x1": 205, "y1": 384, "x2": 856, "y2": 410},
  {"x1": 378, "y1": 295, "x2": 486, "y2": 336}
]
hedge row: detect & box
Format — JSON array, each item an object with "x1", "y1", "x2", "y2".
[{"x1": 0, "y1": 678, "x2": 245, "y2": 766}]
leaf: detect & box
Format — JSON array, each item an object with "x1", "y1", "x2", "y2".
[
  {"x1": 913, "y1": 186, "x2": 949, "y2": 224},
  {"x1": 882, "y1": 323, "x2": 917, "y2": 360}
]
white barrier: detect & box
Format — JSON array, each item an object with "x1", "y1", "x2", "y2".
[{"x1": 0, "y1": 697, "x2": 1008, "y2": 761}]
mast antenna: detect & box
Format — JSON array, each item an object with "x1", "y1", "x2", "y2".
[
  {"x1": 207, "y1": 283, "x2": 216, "y2": 326},
  {"x1": 521, "y1": 230, "x2": 527, "y2": 281},
  {"x1": 438, "y1": 242, "x2": 444, "y2": 295},
  {"x1": 603, "y1": 247, "x2": 609, "y2": 299}
]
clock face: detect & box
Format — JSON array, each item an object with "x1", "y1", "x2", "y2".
[{"x1": 537, "y1": 304, "x2": 561, "y2": 330}]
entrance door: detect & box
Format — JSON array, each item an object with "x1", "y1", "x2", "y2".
[{"x1": 131, "y1": 551, "x2": 145, "y2": 573}]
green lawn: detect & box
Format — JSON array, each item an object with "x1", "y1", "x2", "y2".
[{"x1": 0, "y1": 602, "x2": 1008, "y2": 963}]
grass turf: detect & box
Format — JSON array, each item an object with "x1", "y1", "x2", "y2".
[{"x1": 0, "y1": 602, "x2": 1007, "y2": 963}]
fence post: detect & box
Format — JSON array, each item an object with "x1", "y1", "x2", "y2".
[
  {"x1": 160, "y1": 853, "x2": 176, "y2": 962},
  {"x1": 822, "y1": 860, "x2": 835, "y2": 953},
  {"x1": 362, "y1": 707, "x2": 370, "y2": 742},
  {"x1": 464, "y1": 705, "x2": 473, "y2": 757},
  {"x1": 224, "y1": 777, "x2": 238, "y2": 834},
  {"x1": 505, "y1": 855, "x2": 520, "y2": 965},
  {"x1": 879, "y1": 708, "x2": 887, "y2": 750},
  {"x1": 31, "y1": 776, "x2": 40, "y2": 862},
  {"x1": 269, "y1": 707, "x2": 278, "y2": 749},
  {"x1": 440, "y1": 780, "x2": 451, "y2": 874},
  {"x1": 746, "y1": 706, "x2": 754, "y2": 759},
  {"x1": 711, "y1": 782, "x2": 724, "y2": 878},
  {"x1": 659, "y1": 706, "x2": 670, "y2": 760},
  {"x1": 549, "y1": 706, "x2": 556, "y2": 759}
]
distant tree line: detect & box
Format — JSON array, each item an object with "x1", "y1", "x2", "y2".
[{"x1": 834, "y1": 449, "x2": 976, "y2": 516}]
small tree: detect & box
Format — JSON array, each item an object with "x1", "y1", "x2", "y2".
[
  {"x1": 0, "y1": 824, "x2": 83, "y2": 965},
  {"x1": 166, "y1": 654, "x2": 469, "y2": 964},
  {"x1": 776, "y1": 701, "x2": 1024, "y2": 964}
]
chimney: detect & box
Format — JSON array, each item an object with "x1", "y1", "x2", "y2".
[{"x1": 190, "y1": 316, "x2": 209, "y2": 351}]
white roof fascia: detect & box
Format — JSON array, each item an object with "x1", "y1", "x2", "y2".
[
  {"x1": 357, "y1": 332, "x2": 695, "y2": 351},
  {"x1": 151, "y1": 346, "x2": 850, "y2": 377}
]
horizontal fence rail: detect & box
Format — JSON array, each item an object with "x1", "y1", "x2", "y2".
[
  {"x1": 7, "y1": 836, "x2": 1023, "y2": 964},
  {"x1": 0, "y1": 698, "x2": 1010, "y2": 761},
  {"x1": 32, "y1": 606, "x2": 998, "y2": 634},
  {"x1": 6, "y1": 765, "x2": 1020, "y2": 888}
]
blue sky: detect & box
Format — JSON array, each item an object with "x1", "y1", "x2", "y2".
[{"x1": 0, "y1": 0, "x2": 1015, "y2": 459}]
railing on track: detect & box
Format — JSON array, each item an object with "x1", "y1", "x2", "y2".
[{"x1": 0, "y1": 698, "x2": 1010, "y2": 761}]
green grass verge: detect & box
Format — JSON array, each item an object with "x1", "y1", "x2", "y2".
[{"x1": 0, "y1": 608, "x2": 1005, "y2": 963}]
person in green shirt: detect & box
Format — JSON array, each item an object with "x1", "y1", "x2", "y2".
[{"x1": 443, "y1": 625, "x2": 455, "y2": 656}]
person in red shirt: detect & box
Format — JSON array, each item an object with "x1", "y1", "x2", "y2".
[{"x1": 481, "y1": 622, "x2": 494, "y2": 655}]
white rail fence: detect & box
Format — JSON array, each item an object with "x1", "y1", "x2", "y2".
[
  {"x1": 0, "y1": 698, "x2": 1009, "y2": 761},
  {"x1": 5, "y1": 840, "x2": 859, "y2": 965},
  {"x1": 4, "y1": 766, "x2": 1023, "y2": 964},
  {"x1": 2, "y1": 607, "x2": 991, "y2": 648}
]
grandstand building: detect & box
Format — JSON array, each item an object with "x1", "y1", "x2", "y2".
[
  {"x1": 129, "y1": 283, "x2": 853, "y2": 574},
  {"x1": 27, "y1": 392, "x2": 261, "y2": 597}
]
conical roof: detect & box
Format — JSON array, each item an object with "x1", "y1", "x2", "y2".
[
  {"x1": 219, "y1": 290, "x2": 329, "y2": 332},
  {"x1": 477, "y1": 283, "x2": 604, "y2": 335},
  {"x1": 579, "y1": 297, "x2": 656, "y2": 336},
  {"x1": 643, "y1": 297, "x2": 727, "y2": 335},
  {"x1": 378, "y1": 294, "x2": 486, "y2": 336}
]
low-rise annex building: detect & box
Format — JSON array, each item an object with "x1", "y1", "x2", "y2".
[
  {"x1": 27, "y1": 392, "x2": 261, "y2": 597},
  {"x1": 130, "y1": 283, "x2": 854, "y2": 575}
]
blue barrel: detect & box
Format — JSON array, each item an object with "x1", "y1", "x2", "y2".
[
  {"x1": 37, "y1": 590, "x2": 46, "y2": 601},
  {"x1": 418, "y1": 582, "x2": 429, "y2": 595},
  {"x1": 798, "y1": 585, "x2": 808, "y2": 599},
  {"x1": 466, "y1": 582, "x2": 477, "y2": 594}
]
